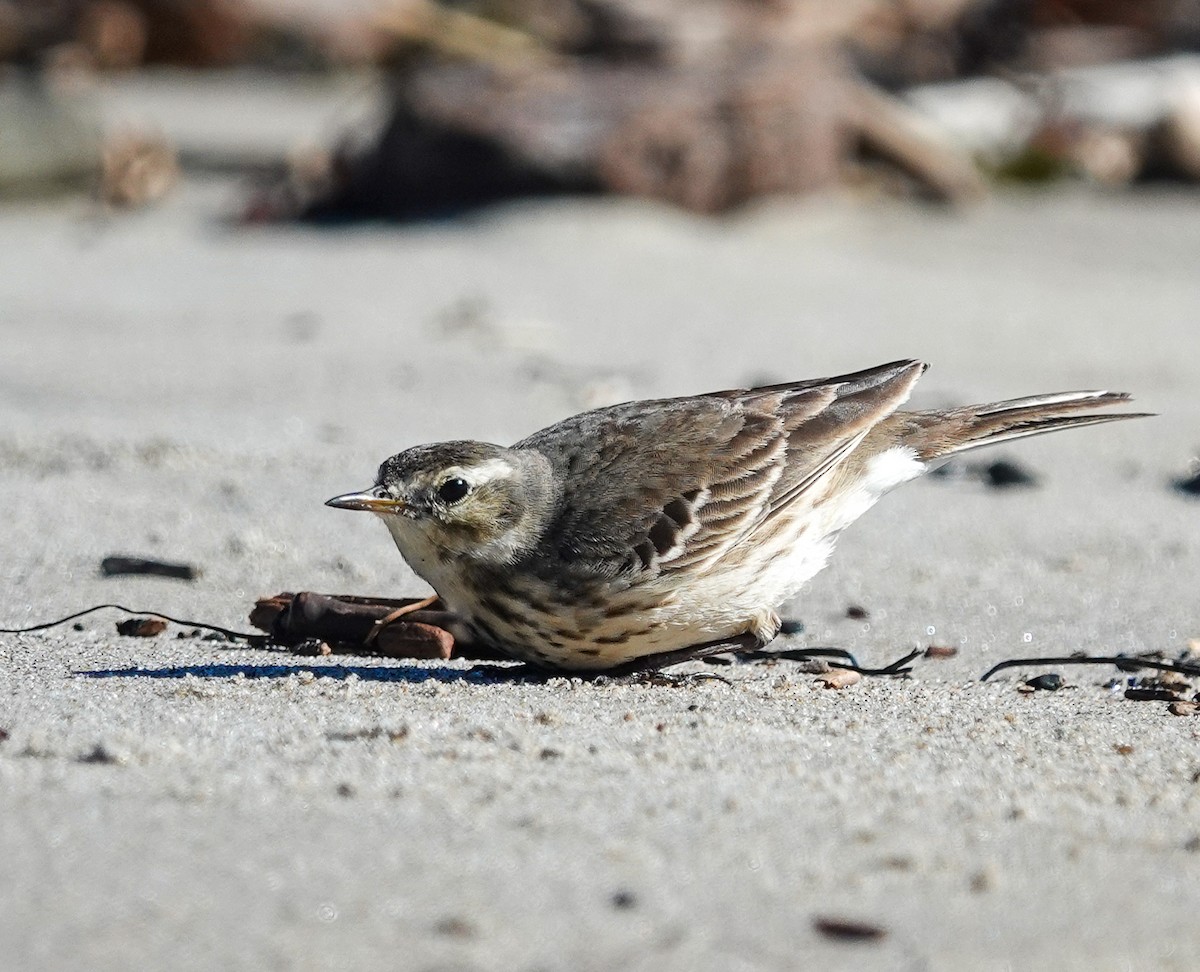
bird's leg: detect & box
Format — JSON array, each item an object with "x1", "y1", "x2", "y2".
[{"x1": 362, "y1": 594, "x2": 441, "y2": 646}]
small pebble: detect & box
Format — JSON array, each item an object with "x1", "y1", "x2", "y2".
[
  {"x1": 1024, "y1": 673, "x2": 1063, "y2": 691},
  {"x1": 1168, "y1": 701, "x2": 1199, "y2": 717},
  {"x1": 1114, "y1": 744, "x2": 1134, "y2": 756},
  {"x1": 294, "y1": 639, "x2": 332, "y2": 656},
  {"x1": 610, "y1": 890, "x2": 637, "y2": 910},
  {"x1": 434, "y1": 917, "x2": 474, "y2": 938},
  {"x1": 817, "y1": 669, "x2": 861, "y2": 690},
  {"x1": 78, "y1": 744, "x2": 120, "y2": 765},
  {"x1": 969, "y1": 866, "x2": 996, "y2": 894},
  {"x1": 845, "y1": 605, "x2": 869, "y2": 620},
  {"x1": 1158, "y1": 670, "x2": 1193, "y2": 690}
]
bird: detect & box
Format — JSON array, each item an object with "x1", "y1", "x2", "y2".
[{"x1": 326, "y1": 359, "x2": 1146, "y2": 673}]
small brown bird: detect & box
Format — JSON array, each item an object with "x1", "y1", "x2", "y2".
[{"x1": 327, "y1": 360, "x2": 1145, "y2": 672}]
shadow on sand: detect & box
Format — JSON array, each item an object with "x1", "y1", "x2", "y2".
[{"x1": 75, "y1": 662, "x2": 523, "y2": 685}]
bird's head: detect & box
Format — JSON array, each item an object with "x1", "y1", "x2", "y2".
[{"x1": 326, "y1": 441, "x2": 557, "y2": 566}]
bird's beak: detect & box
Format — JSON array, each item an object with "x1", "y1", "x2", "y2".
[{"x1": 325, "y1": 489, "x2": 406, "y2": 514}]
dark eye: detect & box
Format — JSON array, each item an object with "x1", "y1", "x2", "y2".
[{"x1": 437, "y1": 477, "x2": 471, "y2": 504}]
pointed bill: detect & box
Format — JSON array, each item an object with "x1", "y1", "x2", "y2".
[{"x1": 325, "y1": 489, "x2": 405, "y2": 513}]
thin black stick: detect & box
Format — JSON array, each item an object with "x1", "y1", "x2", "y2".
[
  {"x1": 764, "y1": 647, "x2": 862, "y2": 667},
  {"x1": 830, "y1": 649, "x2": 922, "y2": 677},
  {"x1": 980, "y1": 654, "x2": 1200, "y2": 682},
  {"x1": 0, "y1": 604, "x2": 268, "y2": 645}
]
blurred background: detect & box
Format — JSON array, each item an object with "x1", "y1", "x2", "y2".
[{"x1": 3, "y1": 0, "x2": 1200, "y2": 215}]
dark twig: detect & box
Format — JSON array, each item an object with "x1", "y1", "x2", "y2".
[
  {"x1": 706, "y1": 645, "x2": 916, "y2": 676},
  {"x1": 0, "y1": 604, "x2": 268, "y2": 645},
  {"x1": 829, "y1": 649, "x2": 922, "y2": 677},
  {"x1": 733, "y1": 647, "x2": 862, "y2": 667},
  {"x1": 981, "y1": 654, "x2": 1200, "y2": 682}
]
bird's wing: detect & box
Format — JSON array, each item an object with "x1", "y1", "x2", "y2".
[{"x1": 515, "y1": 359, "x2": 926, "y2": 581}]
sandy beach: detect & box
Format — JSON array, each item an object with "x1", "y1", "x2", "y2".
[{"x1": 2, "y1": 180, "x2": 1199, "y2": 971}]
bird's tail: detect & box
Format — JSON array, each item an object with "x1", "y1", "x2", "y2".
[{"x1": 902, "y1": 390, "x2": 1151, "y2": 461}]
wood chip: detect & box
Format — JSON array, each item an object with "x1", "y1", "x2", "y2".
[
  {"x1": 115, "y1": 617, "x2": 167, "y2": 637},
  {"x1": 924, "y1": 645, "x2": 958, "y2": 658}
]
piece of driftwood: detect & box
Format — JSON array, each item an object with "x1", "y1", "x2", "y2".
[
  {"x1": 292, "y1": 53, "x2": 984, "y2": 219},
  {"x1": 249, "y1": 591, "x2": 507, "y2": 661},
  {"x1": 272, "y1": 0, "x2": 986, "y2": 220}
]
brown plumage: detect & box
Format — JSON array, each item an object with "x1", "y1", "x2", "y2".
[{"x1": 328, "y1": 360, "x2": 1148, "y2": 671}]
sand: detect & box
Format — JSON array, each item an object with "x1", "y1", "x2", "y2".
[{"x1": 2, "y1": 179, "x2": 1200, "y2": 971}]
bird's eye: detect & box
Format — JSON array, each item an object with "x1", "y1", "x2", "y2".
[{"x1": 437, "y1": 477, "x2": 471, "y2": 504}]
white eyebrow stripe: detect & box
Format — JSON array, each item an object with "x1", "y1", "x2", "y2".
[{"x1": 442, "y1": 458, "x2": 516, "y2": 485}]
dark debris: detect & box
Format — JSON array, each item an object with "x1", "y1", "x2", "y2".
[
  {"x1": 930, "y1": 456, "x2": 1038, "y2": 489},
  {"x1": 813, "y1": 916, "x2": 887, "y2": 941},
  {"x1": 115, "y1": 617, "x2": 168, "y2": 638},
  {"x1": 1174, "y1": 470, "x2": 1200, "y2": 497},
  {"x1": 100, "y1": 556, "x2": 199, "y2": 580},
  {"x1": 983, "y1": 459, "x2": 1037, "y2": 488}
]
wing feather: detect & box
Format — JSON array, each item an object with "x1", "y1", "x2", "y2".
[{"x1": 517, "y1": 360, "x2": 926, "y2": 583}]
